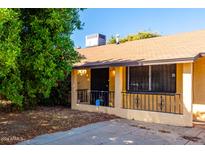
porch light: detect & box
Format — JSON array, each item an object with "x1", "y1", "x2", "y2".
[
  {"x1": 77, "y1": 69, "x2": 87, "y2": 76},
  {"x1": 111, "y1": 69, "x2": 115, "y2": 76}
]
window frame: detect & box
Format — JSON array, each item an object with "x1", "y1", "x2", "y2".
[{"x1": 126, "y1": 64, "x2": 177, "y2": 94}]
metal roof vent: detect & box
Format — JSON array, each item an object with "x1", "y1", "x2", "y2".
[
  {"x1": 85, "y1": 33, "x2": 106, "y2": 47},
  {"x1": 115, "y1": 34, "x2": 120, "y2": 45}
]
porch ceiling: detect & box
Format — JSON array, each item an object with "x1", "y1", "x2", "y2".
[{"x1": 74, "y1": 30, "x2": 205, "y2": 68}]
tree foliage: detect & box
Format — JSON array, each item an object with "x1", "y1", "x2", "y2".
[
  {"x1": 0, "y1": 9, "x2": 82, "y2": 109},
  {"x1": 0, "y1": 9, "x2": 23, "y2": 108},
  {"x1": 108, "y1": 31, "x2": 160, "y2": 44}
]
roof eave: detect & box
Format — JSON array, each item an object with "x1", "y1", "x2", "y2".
[
  {"x1": 73, "y1": 57, "x2": 195, "y2": 69},
  {"x1": 73, "y1": 52, "x2": 205, "y2": 69}
]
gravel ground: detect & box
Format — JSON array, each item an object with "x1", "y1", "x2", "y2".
[{"x1": 0, "y1": 106, "x2": 117, "y2": 144}]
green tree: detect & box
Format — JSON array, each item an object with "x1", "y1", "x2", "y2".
[
  {"x1": 108, "y1": 31, "x2": 160, "y2": 44},
  {"x1": 19, "y1": 9, "x2": 82, "y2": 107},
  {"x1": 107, "y1": 35, "x2": 116, "y2": 44},
  {"x1": 0, "y1": 9, "x2": 23, "y2": 108},
  {"x1": 0, "y1": 9, "x2": 82, "y2": 109}
]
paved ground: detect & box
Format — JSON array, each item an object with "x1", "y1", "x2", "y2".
[{"x1": 18, "y1": 119, "x2": 205, "y2": 145}]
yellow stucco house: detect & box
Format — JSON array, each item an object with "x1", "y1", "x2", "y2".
[{"x1": 71, "y1": 30, "x2": 205, "y2": 127}]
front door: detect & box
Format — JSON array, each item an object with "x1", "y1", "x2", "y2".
[{"x1": 91, "y1": 68, "x2": 109, "y2": 106}]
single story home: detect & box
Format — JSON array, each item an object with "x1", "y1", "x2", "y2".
[{"x1": 71, "y1": 30, "x2": 205, "y2": 127}]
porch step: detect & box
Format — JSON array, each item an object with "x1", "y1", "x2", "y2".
[{"x1": 193, "y1": 121, "x2": 205, "y2": 129}]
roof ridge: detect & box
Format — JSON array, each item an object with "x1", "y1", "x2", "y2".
[{"x1": 77, "y1": 29, "x2": 205, "y2": 51}]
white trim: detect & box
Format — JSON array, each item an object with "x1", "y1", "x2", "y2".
[{"x1": 182, "y1": 63, "x2": 193, "y2": 124}]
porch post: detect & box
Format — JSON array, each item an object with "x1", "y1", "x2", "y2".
[
  {"x1": 114, "y1": 67, "x2": 123, "y2": 109},
  {"x1": 71, "y1": 69, "x2": 78, "y2": 109},
  {"x1": 182, "y1": 63, "x2": 193, "y2": 126}
]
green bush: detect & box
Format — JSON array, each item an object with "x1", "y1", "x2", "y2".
[
  {"x1": 0, "y1": 9, "x2": 23, "y2": 109},
  {"x1": 0, "y1": 9, "x2": 82, "y2": 110},
  {"x1": 107, "y1": 31, "x2": 160, "y2": 44},
  {"x1": 40, "y1": 74, "x2": 71, "y2": 107}
]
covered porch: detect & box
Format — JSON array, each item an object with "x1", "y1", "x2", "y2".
[{"x1": 71, "y1": 63, "x2": 193, "y2": 127}]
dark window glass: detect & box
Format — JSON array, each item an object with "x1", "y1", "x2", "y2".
[
  {"x1": 127, "y1": 64, "x2": 176, "y2": 93},
  {"x1": 151, "y1": 64, "x2": 176, "y2": 93},
  {"x1": 128, "y1": 66, "x2": 149, "y2": 92}
]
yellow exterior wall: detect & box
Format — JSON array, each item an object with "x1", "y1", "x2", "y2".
[
  {"x1": 122, "y1": 67, "x2": 126, "y2": 91},
  {"x1": 193, "y1": 57, "x2": 205, "y2": 121},
  {"x1": 114, "y1": 67, "x2": 124, "y2": 108},
  {"x1": 120, "y1": 64, "x2": 183, "y2": 113},
  {"x1": 176, "y1": 64, "x2": 183, "y2": 94},
  {"x1": 193, "y1": 56, "x2": 205, "y2": 105},
  {"x1": 73, "y1": 103, "x2": 191, "y2": 127},
  {"x1": 77, "y1": 68, "x2": 116, "y2": 92},
  {"x1": 77, "y1": 69, "x2": 90, "y2": 90},
  {"x1": 72, "y1": 64, "x2": 193, "y2": 126},
  {"x1": 109, "y1": 67, "x2": 115, "y2": 91},
  {"x1": 75, "y1": 64, "x2": 183, "y2": 94}
]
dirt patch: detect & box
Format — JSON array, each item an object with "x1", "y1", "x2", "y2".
[
  {"x1": 0, "y1": 106, "x2": 117, "y2": 145},
  {"x1": 181, "y1": 135, "x2": 201, "y2": 142},
  {"x1": 158, "y1": 130, "x2": 171, "y2": 134}
]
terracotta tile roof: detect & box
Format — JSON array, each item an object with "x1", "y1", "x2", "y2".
[{"x1": 74, "y1": 30, "x2": 205, "y2": 68}]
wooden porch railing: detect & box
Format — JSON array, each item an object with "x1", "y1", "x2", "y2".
[{"x1": 122, "y1": 92, "x2": 183, "y2": 114}]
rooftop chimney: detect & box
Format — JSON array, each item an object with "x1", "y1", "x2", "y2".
[
  {"x1": 115, "y1": 34, "x2": 120, "y2": 45},
  {"x1": 85, "y1": 33, "x2": 106, "y2": 47}
]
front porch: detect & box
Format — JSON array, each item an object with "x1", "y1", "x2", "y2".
[
  {"x1": 71, "y1": 63, "x2": 193, "y2": 127},
  {"x1": 77, "y1": 90, "x2": 182, "y2": 114}
]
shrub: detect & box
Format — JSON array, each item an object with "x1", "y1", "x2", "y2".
[
  {"x1": 107, "y1": 31, "x2": 160, "y2": 44},
  {"x1": 0, "y1": 9, "x2": 82, "y2": 110}
]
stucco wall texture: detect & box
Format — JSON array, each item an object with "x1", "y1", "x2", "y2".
[
  {"x1": 73, "y1": 58, "x2": 205, "y2": 126},
  {"x1": 193, "y1": 57, "x2": 205, "y2": 121}
]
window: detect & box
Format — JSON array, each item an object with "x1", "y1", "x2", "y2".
[
  {"x1": 128, "y1": 66, "x2": 149, "y2": 92},
  {"x1": 151, "y1": 64, "x2": 176, "y2": 93},
  {"x1": 127, "y1": 64, "x2": 176, "y2": 93}
]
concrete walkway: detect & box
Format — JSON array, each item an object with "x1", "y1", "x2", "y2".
[{"x1": 18, "y1": 119, "x2": 205, "y2": 145}]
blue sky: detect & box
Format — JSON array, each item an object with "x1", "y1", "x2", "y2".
[{"x1": 71, "y1": 9, "x2": 205, "y2": 48}]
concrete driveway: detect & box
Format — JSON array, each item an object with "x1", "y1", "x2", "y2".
[{"x1": 18, "y1": 119, "x2": 205, "y2": 145}]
